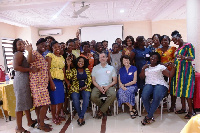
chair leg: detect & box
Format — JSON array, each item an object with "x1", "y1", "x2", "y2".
[
  {"x1": 0, "y1": 106, "x2": 7, "y2": 122},
  {"x1": 122, "y1": 104, "x2": 124, "y2": 112},
  {"x1": 161, "y1": 100, "x2": 163, "y2": 120},
  {"x1": 70, "y1": 100, "x2": 73, "y2": 120},
  {"x1": 114, "y1": 100, "x2": 116, "y2": 116},
  {"x1": 139, "y1": 98, "x2": 142, "y2": 117}
]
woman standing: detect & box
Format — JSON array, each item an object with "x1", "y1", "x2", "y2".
[
  {"x1": 122, "y1": 36, "x2": 134, "y2": 57},
  {"x1": 156, "y1": 35, "x2": 176, "y2": 111},
  {"x1": 13, "y1": 39, "x2": 38, "y2": 133},
  {"x1": 46, "y1": 41, "x2": 67, "y2": 124},
  {"x1": 170, "y1": 31, "x2": 195, "y2": 119},
  {"x1": 29, "y1": 38, "x2": 52, "y2": 132},
  {"x1": 66, "y1": 56, "x2": 92, "y2": 126},
  {"x1": 132, "y1": 36, "x2": 152, "y2": 94},
  {"x1": 117, "y1": 55, "x2": 138, "y2": 119},
  {"x1": 150, "y1": 34, "x2": 162, "y2": 52}
]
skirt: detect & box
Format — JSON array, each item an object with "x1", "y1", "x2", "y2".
[
  {"x1": 48, "y1": 79, "x2": 65, "y2": 105},
  {"x1": 117, "y1": 86, "x2": 137, "y2": 107}
]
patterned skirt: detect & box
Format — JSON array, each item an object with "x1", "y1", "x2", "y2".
[{"x1": 117, "y1": 86, "x2": 138, "y2": 107}]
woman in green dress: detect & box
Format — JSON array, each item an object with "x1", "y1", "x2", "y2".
[{"x1": 170, "y1": 31, "x2": 195, "y2": 119}]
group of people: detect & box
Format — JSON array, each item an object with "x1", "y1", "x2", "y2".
[{"x1": 12, "y1": 30, "x2": 195, "y2": 132}]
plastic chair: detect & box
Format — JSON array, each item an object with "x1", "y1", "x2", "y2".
[
  {"x1": 69, "y1": 99, "x2": 83, "y2": 120},
  {"x1": 139, "y1": 95, "x2": 169, "y2": 120}
]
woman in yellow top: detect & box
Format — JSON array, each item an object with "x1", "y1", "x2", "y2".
[
  {"x1": 46, "y1": 41, "x2": 67, "y2": 125},
  {"x1": 66, "y1": 56, "x2": 92, "y2": 126},
  {"x1": 156, "y1": 35, "x2": 176, "y2": 112}
]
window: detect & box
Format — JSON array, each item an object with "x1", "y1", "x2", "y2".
[{"x1": 2, "y1": 38, "x2": 14, "y2": 71}]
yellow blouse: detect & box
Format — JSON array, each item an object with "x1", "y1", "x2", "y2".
[
  {"x1": 46, "y1": 53, "x2": 65, "y2": 80},
  {"x1": 66, "y1": 68, "x2": 92, "y2": 95}
]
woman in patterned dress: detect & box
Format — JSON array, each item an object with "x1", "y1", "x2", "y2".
[
  {"x1": 122, "y1": 36, "x2": 135, "y2": 64},
  {"x1": 66, "y1": 56, "x2": 92, "y2": 126},
  {"x1": 29, "y1": 38, "x2": 52, "y2": 132},
  {"x1": 156, "y1": 35, "x2": 176, "y2": 112},
  {"x1": 46, "y1": 41, "x2": 67, "y2": 124},
  {"x1": 117, "y1": 55, "x2": 138, "y2": 119},
  {"x1": 170, "y1": 31, "x2": 195, "y2": 119}
]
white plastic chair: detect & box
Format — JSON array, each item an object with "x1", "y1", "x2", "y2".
[
  {"x1": 139, "y1": 95, "x2": 169, "y2": 120},
  {"x1": 69, "y1": 99, "x2": 83, "y2": 120}
]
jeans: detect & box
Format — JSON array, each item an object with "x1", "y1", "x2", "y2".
[
  {"x1": 71, "y1": 91, "x2": 91, "y2": 119},
  {"x1": 142, "y1": 84, "x2": 168, "y2": 118}
]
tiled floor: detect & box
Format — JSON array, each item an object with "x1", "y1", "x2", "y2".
[{"x1": 0, "y1": 98, "x2": 194, "y2": 133}]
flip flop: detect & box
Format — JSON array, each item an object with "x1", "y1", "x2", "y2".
[
  {"x1": 175, "y1": 109, "x2": 186, "y2": 114},
  {"x1": 15, "y1": 129, "x2": 30, "y2": 133}
]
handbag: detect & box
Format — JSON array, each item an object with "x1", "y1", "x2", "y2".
[{"x1": 0, "y1": 65, "x2": 5, "y2": 82}]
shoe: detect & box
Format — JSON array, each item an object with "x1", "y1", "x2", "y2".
[
  {"x1": 106, "y1": 109, "x2": 112, "y2": 116},
  {"x1": 132, "y1": 109, "x2": 138, "y2": 116},
  {"x1": 130, "y1": 111, "x2": 136, "y2": 119},
  {"x1": 77, "y1": 119, "x2": 82, "y2": 126}
]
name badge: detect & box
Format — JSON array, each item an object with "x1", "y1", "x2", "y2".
[
  {"x1": 106, "y1": 70, "x2": 111, "y2": 74},
  {"x1": 146, "y1": 54, "x2": 150, "y2": 57},
  {"x1": 128, "y1": 72, "x2": 132, "y2": 75}
]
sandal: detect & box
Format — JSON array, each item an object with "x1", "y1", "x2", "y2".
[
  {"x1": 44, "y1": 116, "x2": 50, "y2": 120},
  {"x1": 141, "y1": 116, "x2": 155, "y2": 126},
  {"x1": 52, "y1": 119, "x2": 61, "y2": 125},
  {"x1": 96, "y1": 110, "x2": 103, "y2": 119},
  {"x1": 130, "y1": 111, "x2": 136, "y2": 119},
  {"x1": 132, "y1": 109, "x2": 138, "y2": 116},
  {"x1": 58, "y1": 116, "x2": 66, "y2": 121},
  {"x1": 38, "y1": 125, "x2": 52, "y2": 132},
  {"x1": 184, "y1": 112, "x2": 193, "y2": 119},
  {"x1": 175, "y1": 109, "x2": 186, "y2": 114},
  {"x1": 28, "y1": 119, "x2": 38, "y2": 128},
  {"x1": 15, "y1": 129, "x2": 30, "y2": 133}
]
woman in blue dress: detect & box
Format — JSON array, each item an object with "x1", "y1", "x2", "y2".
[
  {"x1": 117, "y1": 55, "x2": 138, "y2": 119},
  {"x1": 132, "y1": 36, "x2": 152, "y2": 94}
]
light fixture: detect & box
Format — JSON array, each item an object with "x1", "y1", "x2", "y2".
[{"x1": 120, "y1": 9, "x2": 124, "y2": 13}]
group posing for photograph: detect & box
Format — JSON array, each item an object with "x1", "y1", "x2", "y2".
[{"x1": 12, "y1": 30, "x2": 195, "y2": 133}]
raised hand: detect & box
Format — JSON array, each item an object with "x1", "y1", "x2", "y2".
[{"x1": 24, "y1": 40, "x2": 33, "y2": 52}]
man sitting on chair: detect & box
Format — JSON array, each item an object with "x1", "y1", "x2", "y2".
[{"x1": 91, "y1": 52, "x2": 117, "y2": 119}]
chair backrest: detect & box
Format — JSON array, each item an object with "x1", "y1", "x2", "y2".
[{"x1": 0, "y1": 65, "x2": 5, "y2": 82}]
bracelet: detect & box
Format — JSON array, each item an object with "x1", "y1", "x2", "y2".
[{"x1": 185, "y1": 56, "x2": 188, "y2": 60}]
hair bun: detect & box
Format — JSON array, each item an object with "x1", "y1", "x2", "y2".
[{"x1": 171, "y1": 30, "x2": 179, "y2": 37}]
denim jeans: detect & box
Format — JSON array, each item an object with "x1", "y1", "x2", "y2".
[
  {"x1": 71, "y1": 91, "x2": 91, "y2": 119},
  {"x1": 142, "y1": 84, "x2": 168, "y2": 118}
]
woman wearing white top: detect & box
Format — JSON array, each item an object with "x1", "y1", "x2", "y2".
[{"x1": 139, "y1": 52, "x2": 175, "y2": 125}]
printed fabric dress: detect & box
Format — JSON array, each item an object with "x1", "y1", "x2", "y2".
[
  {"x1": 29, "y1": 51, "x2": 51, "y2": 107},
  {"x1": 13, "y1": 52, "x2": 33, "y2": 111},
  {"x1": 117, "y1": 65, "x2": 138, "y2": 106},
  {"x1": 170, "y1": 43, "x2": 195, "y2": 98},
  {"x1": 46, "y1": 53, "x2": 65, "y2": 105}
]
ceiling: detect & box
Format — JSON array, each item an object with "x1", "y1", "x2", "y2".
[{"x1": 0, "y1": 0, "x2": 187, "y2": 28}]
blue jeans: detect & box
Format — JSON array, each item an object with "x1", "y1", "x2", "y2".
[
  {"x1": 142, "y1": 84, "x2": 168, "y2": 118},
  {"x1": 71, "y1": 91, "x2": 91, "y2": 119}
]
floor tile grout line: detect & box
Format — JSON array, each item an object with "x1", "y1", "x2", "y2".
[
  {"x1": 100, "y1": 115, "x2": 107, "y2": 133},
  {"x1": 59, "y1": 112, "x2": 74, "y2": 133}
]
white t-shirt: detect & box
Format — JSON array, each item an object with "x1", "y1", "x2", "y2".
[{"x1": 145, "y1": 64, "x2": 168, "y2": 88}]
